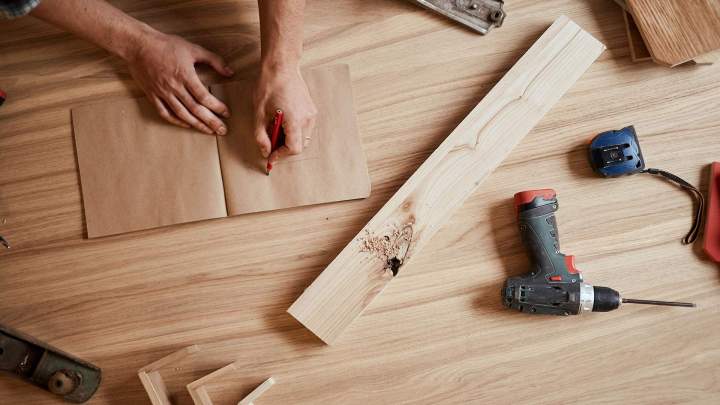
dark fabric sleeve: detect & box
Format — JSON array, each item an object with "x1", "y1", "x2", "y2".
[{"x1": 1, "y1": 0, "x2": 42, "y2": 19}]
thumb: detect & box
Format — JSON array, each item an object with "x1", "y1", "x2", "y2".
[{"x1": 194, "y1": 46, "x2": 234, "y2": 77}]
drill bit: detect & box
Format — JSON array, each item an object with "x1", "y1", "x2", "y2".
[{"x1": 622, "y1": 298, "x2": 695, "y2": 307}]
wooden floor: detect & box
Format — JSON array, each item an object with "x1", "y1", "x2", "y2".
[{"x1": 1, "y1": 1, "x2": 718, "y2": 404}]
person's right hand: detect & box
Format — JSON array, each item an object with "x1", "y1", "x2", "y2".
[{"x1": 127, "y1": 31, "x2": 234, "y2": 135}]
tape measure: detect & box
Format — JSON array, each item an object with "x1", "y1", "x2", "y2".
[{"x1": 588, "y1": 126, "x2": 704, "y2": 244}]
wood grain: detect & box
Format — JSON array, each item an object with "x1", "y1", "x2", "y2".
[
  {"x1": 1, "y1": 1, "x2": 720, "y2": 404},
  {"x1": 627, "y1": 0, "x2": 720, "y2": 66},
  {"x1": 288, "y1": 16, "x2": 605, "y2": 344}
]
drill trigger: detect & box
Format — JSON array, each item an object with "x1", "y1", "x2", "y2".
[{"x1": 565, "y1": 255, "x2": 580, "y2": 274}]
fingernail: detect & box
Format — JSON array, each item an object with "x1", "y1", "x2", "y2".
[
  {"x1": 222, "y1": 110, "x2": 230, "y2": 118},
  {"x1": 224, "y1": 66, "x2": 234, "y2": 75},
  {"x1": 217, "y1": 126, "x2": 227, "y2": 135}
]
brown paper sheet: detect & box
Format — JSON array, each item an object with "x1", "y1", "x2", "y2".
[
  {"x1": 72, "y1": 98, "x2": 228, "y2": 238},
  {"x1": 72, "y1": 64, "x2": 370, "y2": 238},
  {"x1": 213, "y1": 64, "x2": 371, "y2": 216}
]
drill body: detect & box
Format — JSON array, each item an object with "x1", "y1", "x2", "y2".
[{"x1": 502, "y1": 189, "x2": 618, "y2": 315}]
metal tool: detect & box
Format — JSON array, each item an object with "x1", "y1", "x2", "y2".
[
  {"x1": 410, "y1": 0, "x2": 506, "y2": 34},
  {"x1": 502, "y1": 189, "x2": 696, "y2": 315},
  {"x1": 0, "y1": 324, "x2": 101, "y2": 403}
]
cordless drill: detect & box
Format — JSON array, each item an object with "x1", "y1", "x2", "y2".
[{"x1": 501, "y1": 189, "x2": 695, "y2": 315}]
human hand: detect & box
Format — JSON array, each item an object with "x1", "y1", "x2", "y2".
[
  {"x1": 253, "y1": 64, "x2": 317, "y2": 165},
  {"x1": 127, "y1": 31, "x2": 234, "y2": 135}
]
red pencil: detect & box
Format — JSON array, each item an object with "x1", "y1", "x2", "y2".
[{"x1": 266, "y1": 109, "x2": 284, "y2": 175}]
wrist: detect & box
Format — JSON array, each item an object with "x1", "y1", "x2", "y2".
[
  {"x1": 116, "y1": 23, "x2": 161, "y2": 62},
  {"x1": 261, "y1": 53, "x2": 301, "y2": 75}
]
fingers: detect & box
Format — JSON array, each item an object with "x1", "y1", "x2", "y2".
[
  {"x1": 187, "y1": 75, "x2": 230, "y2": 118},
  {"x1": 165, "y1": 95, "x2": 214, "y2": 135},
  {"x1": 267, "y1": 122, "x2": 304, "y2": 164},
  {"x1": 176, "y1": 86, "x2": 227, "y2": 135},
  {"x1": 151, "y1": 96, "x2": 189, "y2": 129},
  {"x1": 193, "y1": 46, "x2": 234, "y2": 77}
]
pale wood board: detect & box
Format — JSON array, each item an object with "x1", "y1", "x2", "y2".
[
  {"x1": 627, "y1": 0, "x2": 720, "y2": 66},
  {"x1": 288, "y1": 16, "x2": 606, "y2": 344},
  {"x1": 1, "y1": 1, "x2": 720, "y2": 404}
]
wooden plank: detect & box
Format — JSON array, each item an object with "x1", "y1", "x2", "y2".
[
  {"x1": 287, "y1": 16, "x2": 606, "y2": 344},
  {"x1": 238, "y1": 377, "x2": 276, "y2": 405},
  {"x1": 627, "y1": 0, "x2": 720, "y2": 66}
]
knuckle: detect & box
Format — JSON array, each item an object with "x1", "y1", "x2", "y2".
[
  {"x1": 200, "y1": 95, "x2": 215, "y2": 107},
  {"x1": 189, "y1": 105, "x2": 203, "y2": 117}
]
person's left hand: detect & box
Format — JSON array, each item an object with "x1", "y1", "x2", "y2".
[
  {"x1": 127, "y1": 31, "x2": 234, "y2": 135},
  {"x1": 252, "y1": 63, "x2": 317, "y2": 165}
]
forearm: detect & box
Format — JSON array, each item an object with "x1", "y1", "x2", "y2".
[
  {"x1": 30, "y1": 0, "x2": 155, "y2": 61},
  {"x1": 257, "y1": 0, "x2": 306, "y2": 69}
]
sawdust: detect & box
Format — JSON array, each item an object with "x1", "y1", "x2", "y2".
[{"x1": 358, "y1": 224, "x2": 414, "y2": 272}]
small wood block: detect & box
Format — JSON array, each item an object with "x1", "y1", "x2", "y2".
[
  {"x1": 287, "y1": 15, "x2": 605, "y2": 344},
  {"x1": 627, "y1": 0, "x2": 720, "y2": 66},
  {"x1": 187, "y1": 364, "x2": 275, "y2": 405},
  {"x1": 693, "y1": 49, "x2": 720, "y2": 65},
  {"x1": 238, "y1": 377, "x2": 275, "y2": 405},
  {"x1": 138, "y1": 345, "x2": 201, "y2": 405},
  {"x1": 704, "y1": 162, "x2": 720, "y2": 262},
  {"x1": 187, "y1": 363, "x2": 239, "y2": 405}
]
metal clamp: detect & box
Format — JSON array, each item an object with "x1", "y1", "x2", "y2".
[{"x1": 411, "y1": 0, "x2": 506, "y2": 35}]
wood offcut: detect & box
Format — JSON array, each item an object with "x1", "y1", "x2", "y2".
[
  {"x1": 626, "y1": 0, "x2": 720, "y2": 66},
  {"x1": 287, "y1": 16, "x2": 606, "y2": 345},
  {"x1": 138, "y1": 345, "x2": 200, "y2": 405},
  {"x1": 187, "y1": 363, "x2": 275, "y2": 405}
]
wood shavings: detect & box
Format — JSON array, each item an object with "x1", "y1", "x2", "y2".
[{"x1": 359, "y1": 224, "x2": 414, "y2": 272}]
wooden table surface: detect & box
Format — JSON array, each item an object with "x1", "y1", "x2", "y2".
[{"x1": 1, "y1": 1, "x2": 718, "y2": 404}]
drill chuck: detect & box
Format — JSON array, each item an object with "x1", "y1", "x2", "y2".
[{"x1": 591, "y1": 286, "x2": 622, "y2": 312}]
